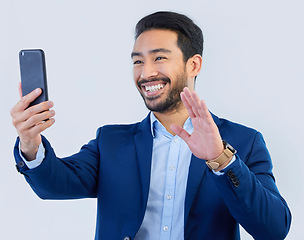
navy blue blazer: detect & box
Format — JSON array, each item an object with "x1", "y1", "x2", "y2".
[{"x1": 14, "y1": 113, "x2": 291, "y2": 240}]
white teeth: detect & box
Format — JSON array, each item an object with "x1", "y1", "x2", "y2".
[{"x1": 145, "y1": 84, "x2": 164, "y2": 92}]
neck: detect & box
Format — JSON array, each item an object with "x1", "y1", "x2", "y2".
[{"x1": 153, "y1": 106, "x2": 189, "y2": 135}]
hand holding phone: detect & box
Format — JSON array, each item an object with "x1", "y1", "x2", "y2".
[
  {"x1": 19, "y1": 49, "x2": 48, "y2": 107},
  {"x1": 10, "y1": 49, "x2": 55, "y2": 161}
]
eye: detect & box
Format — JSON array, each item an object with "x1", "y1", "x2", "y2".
[
  {"x1": 133, "y1": 60, "x2": 143, "y2": 65},
  {"x1": 155, "y1": 56, "x2": 166, "y2": 61}
]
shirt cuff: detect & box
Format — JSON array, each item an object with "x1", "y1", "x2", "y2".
[
  {"x1": 18, "y1": 142, "x2": 45, "y2": 169},
  {"x1": 212, "y1": 155, "x2": 236, "y2": 176}
]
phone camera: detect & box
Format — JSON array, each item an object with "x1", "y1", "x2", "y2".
[{"x1": 21, "y1": 52, "x2": 25, "y2": 56}]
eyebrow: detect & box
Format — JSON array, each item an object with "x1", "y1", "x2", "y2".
[{"x1": 131, "y1": 48, "x2": 172, "y2": 58}]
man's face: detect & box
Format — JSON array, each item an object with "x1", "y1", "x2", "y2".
[{"x1": 132, "y1": 29, "x2": 190, "y2": 113}]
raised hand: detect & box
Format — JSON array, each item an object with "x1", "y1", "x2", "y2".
[
  {"x1": 171, "y1": 87, "x2": 223, "y2": 161},
  {"x1": 10, "y1": 83, "x2": 55, "y2": 161}
]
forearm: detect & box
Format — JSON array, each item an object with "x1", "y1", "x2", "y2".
[
  {"x1": 14, "y1": 135, "x2": 100, "y2": 199},
  {"x1": 210, "y1": 156, "x2": 291, "y2": 240}
]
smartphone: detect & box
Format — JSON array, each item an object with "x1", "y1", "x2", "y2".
[{"x1": 19, "y1": 49, "x2": 48, "y2": 108}]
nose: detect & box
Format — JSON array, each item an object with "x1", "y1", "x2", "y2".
[{"x1": 140, "y1": 61, "x2": 158, "y2": 79}]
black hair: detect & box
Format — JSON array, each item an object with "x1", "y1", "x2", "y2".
[{"x1": 135, "y1": 11, "x2": 204, "y2": 62}]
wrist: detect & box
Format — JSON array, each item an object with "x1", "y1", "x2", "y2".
[
  {"x1": 205, "y1": 140, "x2": 237, "y2": 171},
  {"x1": 20, "y1": 139, "x2": 41, "y2": 161},
  {"x1": 20, "y1": 148, "x2": 39, "y2": 161},
  {"x1": 213, "y1": 156, "x2": 233, "y2": 172}
]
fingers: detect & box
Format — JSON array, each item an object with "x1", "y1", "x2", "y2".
[
  {"x1": 11, "y1": 88, "x2": 42, "y2": 115},
  {"x1": 20, "y1": 118, "x2": 55, "y2": 140},
  {"x1": 181, "y1": 87, "x2": 212, "y2": 120},
  {"x1": 200, "y1": 99, "x2": 212, "y2": 120},
  {"x1": 13, "y1": 106, "x2": 55, "y2": 137},
  {"x1": 17, "y1": 109, "x2": 55, "y2": 131},
  {"x1": 11, "y1": 100, "x2": 54, "y2": 129},
  {"x1": 11, "y1": 86, "x2": 55, "y2": 143},
  {"x1": 26, "y1": 118, "x2": 55, "y2": 138},
  {"x1": 182, "y1": 88, "x2": 201, "y2": 117},
  {"x1": 19, "y1": 101, "x2": 54, "y2": 123},
  {"x1": 180, "y1": 92, "x2": 195, "y2": 118}
]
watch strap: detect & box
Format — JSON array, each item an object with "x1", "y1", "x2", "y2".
[{"x1": 206, "y1": 141, "x2": 236, "y2": 170}]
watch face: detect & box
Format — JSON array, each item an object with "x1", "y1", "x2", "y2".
[{"x1": 223, "y1": 140, "x2": 237, "y2": 154}]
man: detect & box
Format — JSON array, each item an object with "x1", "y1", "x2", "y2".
[{"x1": 11, "y1": 11, "x2": 291, "y2": 240}]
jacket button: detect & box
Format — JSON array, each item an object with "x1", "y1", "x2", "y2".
[
  {"x1": 226, "y1": 170, "x2": 240, "y2": 187},
  {"x1": 233, "y1": 181, "x2": 240, "y2": 187},
  {"x1": 230, "y1": 175, "x2": 236, "y2": 181},
  {"x1": 18, "y1": 161, "x2": 25, "y2": 168},
  {"x1": 227, "y1": 170, "x2": 233, "y2": 177},
  {"x1": 123, "y1": 237, "x2": 131, "y2": 240},
  {"x1": 232, "y1": 178, "x2": 240, "y2": 187}
]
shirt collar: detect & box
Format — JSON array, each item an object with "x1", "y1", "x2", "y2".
[
  {"x1": 149, "y1": 112, "x2": 193, "y2": 138},
  {"x1": 150, "y1": 112, "x2": 158, "y2": 138}
]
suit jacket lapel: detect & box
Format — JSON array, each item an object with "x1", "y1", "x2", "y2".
[
  {"x1": 133, "y1": 114, "x2": 153, "y2": 206},
  {"x1": 184, "y1": 155, "x2": 208, "y2": 223},
  {"x1": 184, "y1": 112, "x2": 221, "y2": 224}
]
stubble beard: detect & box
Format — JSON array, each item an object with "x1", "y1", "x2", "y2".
[{"x1": 139, "y1": 73, "x2": 188, "y2": 114}]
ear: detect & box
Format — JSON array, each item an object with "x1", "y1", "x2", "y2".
[{"x1": 186, "y1": 54, "x2": 203, "y2": 78}]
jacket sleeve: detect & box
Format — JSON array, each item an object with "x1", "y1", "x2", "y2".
[
  {"x1": 14, "y1": 128, "x2": 101, "y2": 200},
  {"x1": 209, "y1": 131, "x2": 291, "y2": 240}
]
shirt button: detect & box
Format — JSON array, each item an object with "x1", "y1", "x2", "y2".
[
  {"x1": 169, "y1": 165, "x2": 175, "y2": 170},
  {"x1": 163, "y1": 226, "x2": 169, "y2": 231},
  {"x1": 166, "y1": 195, "x2": 172, "y2": 200},
  {"x1": 173, "y1": 138, "x2": 178, "y2": 143}
]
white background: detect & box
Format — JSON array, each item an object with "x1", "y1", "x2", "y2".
[{"x1": 1, "y1": 0, "x2": 303, "y2": 239}]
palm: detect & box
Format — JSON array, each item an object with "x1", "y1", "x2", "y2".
[{"x1": 171, "y1": 87, "x2": 223, "y2": 161}]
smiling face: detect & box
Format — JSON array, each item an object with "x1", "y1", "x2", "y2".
[{"x1": 132, "y1": 29, "x2": 193, "y2": 114}]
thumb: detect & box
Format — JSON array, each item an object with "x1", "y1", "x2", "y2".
[{"x1": 171, "y1": 124, "x2": 191, "y2": 143}]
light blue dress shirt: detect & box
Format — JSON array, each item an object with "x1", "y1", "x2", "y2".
[{"x1": 134, "y1": 113, "x2": 193, "y2": 240}]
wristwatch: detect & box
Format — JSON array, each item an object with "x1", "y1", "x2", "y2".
[{"x1": 205, "y1": 140, "x2": 237, "y2": 170}]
